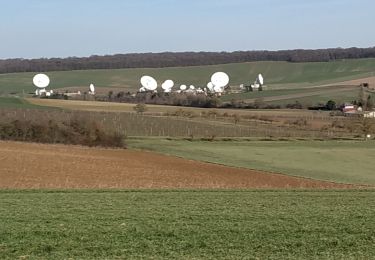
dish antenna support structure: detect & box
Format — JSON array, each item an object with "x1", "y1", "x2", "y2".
[{"x1": 89, "y1": 84, "x2": 96, "y2": 95}]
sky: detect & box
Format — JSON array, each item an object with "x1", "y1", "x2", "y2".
[{"x1": 0, "y1": 0, "x2": 374, "y2": 59}]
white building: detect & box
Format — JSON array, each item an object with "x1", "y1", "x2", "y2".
[{"x1": 363, "y1": 111, "x2": 375, "y2": 118}]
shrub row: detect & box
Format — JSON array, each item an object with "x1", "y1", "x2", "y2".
[{"x1": 0, "y1": 117, "x2": 126, "y2": 148}]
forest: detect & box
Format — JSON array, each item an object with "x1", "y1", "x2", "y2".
[{"x1": 1, "y1": 47, "x2": 375, "y2": 74}]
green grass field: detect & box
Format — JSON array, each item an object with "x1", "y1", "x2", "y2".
[
  {"x1": 0, "y1": 190, "x2": 374, "y2": 259},
  {"x1": 222, "y1": 85, "x2": 360, "y2": 104},
  {"x1": 1, "y1": 59, "x2": 374, "y2": 95},
  {"x1": 0, "y1": 97, "x2": 47, "y2": 109},
  {"x1": 267, "y1": 89, "x2": 361, "y2": 106},
  {"x1": 128, "y1": 139, "x2": 375, "y2": 185}
]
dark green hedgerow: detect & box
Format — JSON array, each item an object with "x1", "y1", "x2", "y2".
[{"x1": 0, "y1": 116, "x2": 125, "y2": 148}]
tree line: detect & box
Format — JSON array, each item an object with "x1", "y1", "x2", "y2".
[{"x1": 1, "y1": 47, "x2": 375, "y2": 74}]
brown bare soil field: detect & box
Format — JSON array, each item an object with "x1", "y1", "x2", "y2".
[{"x1": 0, "y1": 141, "x2": 356, "y2": 189}]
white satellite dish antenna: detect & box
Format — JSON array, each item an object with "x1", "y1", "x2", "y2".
[
  {"x1": 211, "y1": 72, "x2": 229, "y2": 88},
  {"x1": 258, "y1": 74, "x2": 264, "y2": 85},
  {"x1": 189, "y1": 85, "x2": 195, "y2": 90},
  {"x1": 214, "y1": 85, "x2": 224, "y2": 93},
  {"x1": 180, "y1": 85, "x2": 187, "y2": 91},
  {"x1": 140, "y1": 76, "x2": 158, "y2": 91},
  {"x1": 37, "y1": 89, "x2": 47, "y2": 96},
  {"x1": 162, "y1": 80, "x2": 174, "y2": 92},
  {"x1": 207, "y1": 82, "x2": 214, "y2": 91},
  {"x1": 33, "y1": 74, "x2": 50, "y2": 88},
  {"x1": 164, "y1": 80, "x2": 174, "y2": 89},
  {"x1": 89, "y1": 84, "x2": 95, "y2": 93},
  {"x1": 196, "y1": 88, "x2": 204, "y2": 93}
]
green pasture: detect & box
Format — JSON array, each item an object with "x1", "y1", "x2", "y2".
[
  {"x1": 1, "y1": 58, "x2": 374, "y2": 95},
  {"x1": 0, "y1": 97, "x2": 46, "y2": 109},
  {"x1": 267, "y1": 89, "x2": 360, "y2": 106},
  {"x1": 128, "y1": 139, "x2": 375, "y2": 185},
  {"x1": 0, "y1": 190, "x2": 374, "y2": 259}
]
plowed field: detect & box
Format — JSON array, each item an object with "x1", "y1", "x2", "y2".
[{"x1": 0, "y1": 141, "x2": 356, "y2": 189}]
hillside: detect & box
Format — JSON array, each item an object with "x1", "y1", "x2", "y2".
[{"x1": 1, "y1": 58, "x2": 374, "y2": 93}]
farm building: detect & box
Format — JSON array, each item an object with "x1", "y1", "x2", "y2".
[
  {"x1": 363, "y1": 111, "x2": 375, "y2": 118},
  {"x1": 344, "y1": 110, "x2": 375, "y2": 118},
  {"x1": 342, "y1": 103, "x2": 358, "y2": 113}
]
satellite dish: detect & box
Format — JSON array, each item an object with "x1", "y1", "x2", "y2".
[
  {"x1": 214, "y1": 85, "x2": 224, "y2": 93},
  {"x1": 140, "y1": 76, "x2": 158, "y2": 91},
  {"x1": 89, "y1": 84, "x2": 95, "y2": 93},
  {"x1": 164, "y1": 80, "x2": 174, "y2": 89},
  {"x1": 189, "y1": 85, "x2": 195, "y2": 90},
  {"x1": 33, "y1": 74, "x2": 50, "y2": 88},
  {"x1": 258, "y1": 74, "x2": 264, "y2": 85},
  {"x1": 196, "y1": 88, "x2": 204, "y2": 93},
  {"x1": 211, "y1": 72, "x2": 229, "y2": 88},
  {"x1": 162, "y1": 80, "x2": 174, "y2": 91},
  {"x1": 180, "y1": 85, "x2": 187, "y2": 91},
  {"x1": 46, "y1": 92, "x2": 51, "y2": 97},
  {"x1": 207, "y1": 82, "x2": 214, "y2": 91}
]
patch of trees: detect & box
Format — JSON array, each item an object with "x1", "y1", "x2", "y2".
[
  {"x1": 94, "y1": 92, "x2": 223, "y2": 108},
  {"x1": 0, "y1": 116, "x2": 126, "y2": 148},
  {"x1": 1, "y1": 47, "x2": 375, "y2": 74},
  {"x1": 308, "y1": 100, "x2": 337, "y2": 111}
]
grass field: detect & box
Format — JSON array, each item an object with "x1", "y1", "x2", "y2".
[
  {"x1": 267, "y1": 89, "x2": 360, "y2": 106},
  {"x1": 1, "y1": 59, "x2": 375, "y2": 95},
  {"x1": 222, "y1": 85, "x2": 360, "y2": 104},
  {"x1": 0, "y1": 97, "x2": 47, "y2": 109},
  {"x1": 0, "y1": 190, "x2": 374, "y2": 259},
  {"x1": 128, "y1": 139, "x2": 375, "y2": 185}
]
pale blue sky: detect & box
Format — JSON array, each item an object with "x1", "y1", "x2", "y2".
[{"x1": 0, "y1": 0, "x2": 374, "y2": 59}]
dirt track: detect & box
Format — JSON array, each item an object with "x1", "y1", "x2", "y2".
[
  {"x1": 326, "y1": 76, "x2": 375, "y2": 88},
  {"x1": 0, "y1": 141, "x2": 356, "y2": 189}
]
